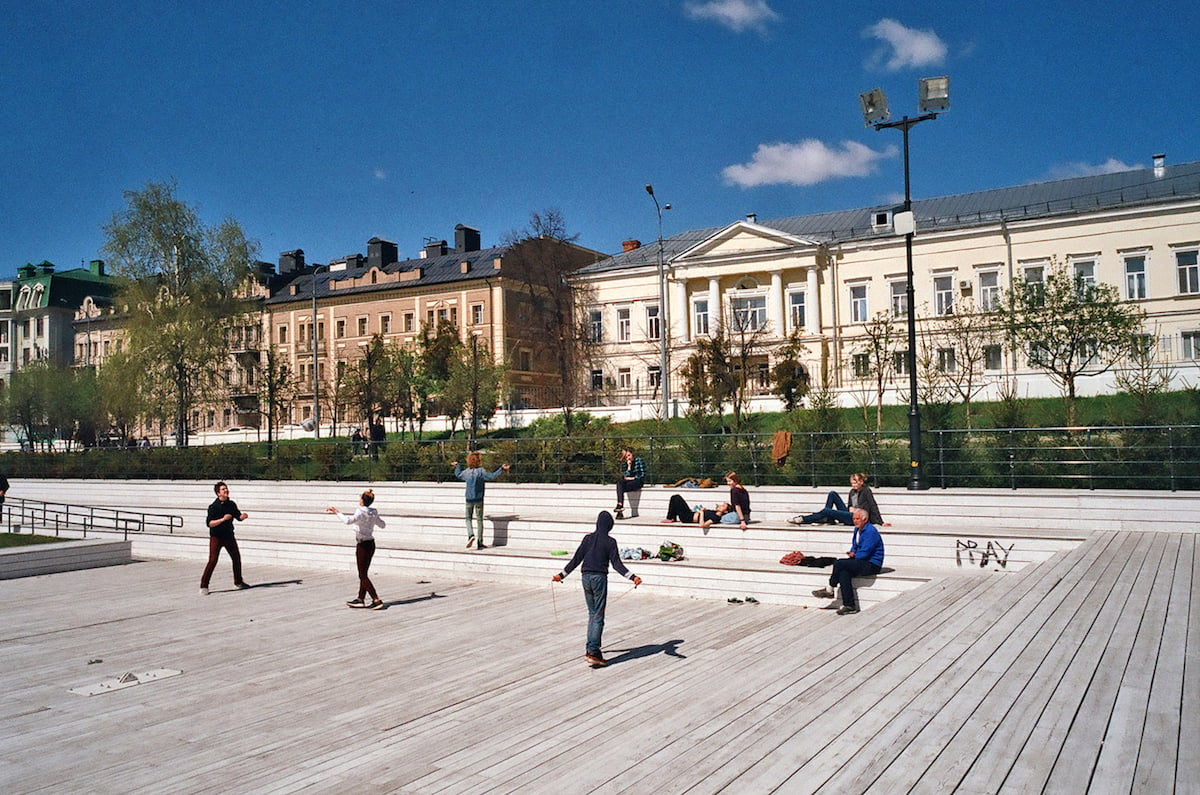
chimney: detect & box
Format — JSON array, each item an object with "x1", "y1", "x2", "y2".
[
  {"x1": 279, "y1": 249, "x2": 305, "y2": 274},
  {"x1": 622, "y1": 240, "x2": 642, "y2": 252},
  {"x1": 367, "y1": 237, "x2": 398, "y2": 270},
  {"x1": 89, "y1": 259, "x2": 106, "y2": 277},
  {"x1": 455, "y1": 224, "x2": 481, "y2": 253},
  {"x1": 421, "y1": 239, "x2": 448, "y2": 258},
  {"x1": 1153, "y1": 153, "x2": 1165, "y2": 178},
  {"x1": 746, "y1": 213, "x2": 757, "y2": 224}
]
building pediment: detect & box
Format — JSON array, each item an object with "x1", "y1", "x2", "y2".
[{"x1": 673, "y1": 221, "x2": 818, "y2": 267}]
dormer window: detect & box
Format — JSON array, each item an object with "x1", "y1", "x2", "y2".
[{"x1": 872, "y1": 211, "x2": 892, "y2": 231}]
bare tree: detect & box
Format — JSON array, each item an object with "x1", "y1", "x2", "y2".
[
  {"x1": 851, "y1": 311, "x2": 900, "y2": 432},
  {"x1": 920, "y1": 298, "x2": 999, "y2": 428}
]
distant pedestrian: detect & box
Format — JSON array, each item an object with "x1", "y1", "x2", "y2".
[
  {"x1": 614, "y1": 447, "x2": 646, "y2": 519},
  {"x1": 200, "y1": 481, "x2": 250, "y2": 595},
  {"x1": 552, "y1": 510, "x2": 642, "y2": 667},
  {"x1": 327, "y1": 488, "x2": 386, "y2": 610},
  {"x1": 452, "y1": 452, "x2": 509, "y2": 549},
  {"x1": 0, "y1": 472, "x2": 9, "y2": 521}
]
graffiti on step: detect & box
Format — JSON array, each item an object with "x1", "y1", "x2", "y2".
[{"x1": 956, "y1": 539, "x2": 1015, "y2": 569}]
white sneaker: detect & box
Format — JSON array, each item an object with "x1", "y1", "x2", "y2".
[{"x1": 200, "y1": 587, "x2": 209, "y2": 596}]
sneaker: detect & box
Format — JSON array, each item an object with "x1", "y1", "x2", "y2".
[
  {"x1": 614, "y1": 507, "x2": 624, "y2": 519},
  {"x1": 812, "y1": 587, "x2": 837, "y2": 600},
  {"x1": 466, "y1": 539, "x2": 476, "y2": 548},
  {"x1": 369, "y1": 599, "x2": 386, "y2": 610},
  {"x1": 199, "y1": 587, "x2": 209, "y2": 596},
  {"x1": 234, "y1": 582, "x2": 251, "y2": 590},
  {"x1": 787, "y1": 516, "x2": 805, "y2": 526},
  {"x1": 585, "y1": 652, "x2": 607, "y2": 667},
  {"x1": 347, "y1": 598, "x2": 366, "y2": 608},
  {"x1": 837, "y1": 605, "x2": 860, "y2": 615}
]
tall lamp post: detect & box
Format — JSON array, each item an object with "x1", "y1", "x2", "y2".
[
  {"x1": 859, "y1": 76, "x2": 949, "y2": 491},
  {"x1": 645, "y1": 184, "x2": 671, "y2": 420},
  {"x1": 310, "y1": 264, "x2": 328, "y2": 439}
]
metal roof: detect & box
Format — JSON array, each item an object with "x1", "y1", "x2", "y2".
[{"x1": 577, "y1": 160, "x2": 1200, "y2": 276}]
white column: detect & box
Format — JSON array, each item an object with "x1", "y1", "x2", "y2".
[
  {"x1": 806, "y1": 268, "x2": 820, "y2": 334},
  {"x1": 769, "y1": 270, "x2": 784, "y2": 336},
  {"x1": 708, "y1": 277, "x2": 721, "y2": 330},
  {"x1": 671, "y1": 278, "x2": 687, "y2": 340}
]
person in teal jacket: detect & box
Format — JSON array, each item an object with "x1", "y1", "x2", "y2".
[
  {"x1": 452, "y1": 452, "x2": 509, "y2": 549},
  {"x1": 812, "y1": 507, "x2": 884, "y2": 615}
]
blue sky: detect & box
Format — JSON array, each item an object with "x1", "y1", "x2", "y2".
[{"x1": 2, "y1": 1, "x2": 1197, "y2": 277}]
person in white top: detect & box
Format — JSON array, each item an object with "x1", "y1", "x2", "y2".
[{"x1": 327, "y1": 489, "x2": 387, "y2": 609}]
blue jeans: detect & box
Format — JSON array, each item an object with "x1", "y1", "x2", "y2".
[
  {"x1": 801, "y1": 491, "x2": 852, "y2": 525},
  {"x1": 582, "y1": 573, "x2": 608, "y2": 655}
]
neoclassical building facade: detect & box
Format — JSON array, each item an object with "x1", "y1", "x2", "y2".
[{"x1": 572, "y1": 157, "x2": 1200, "y2": 413}]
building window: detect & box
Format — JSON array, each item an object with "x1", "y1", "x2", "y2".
[
  {"x1": 590, "y1": 369, "x2": 604, "y2": 390},
  {"x1": 278, "y1": 326, "x2": 288, "y2": 344},
  {"x1": 1177, "y1": 250, "x2": 1199, "y2": 295},
  {"x1": 336, "y1": 319, "x2": 346, "y2": 339},
  {"x1": 788, "y1": 291, "x2": 806, "y2": 330},
  {"x1": 426, "y1": 309, "x2": 435, "y2": 327},
  {"x1": 589, "y1": 309, "x2": 603, "y2": 343},
  {"x1": 404, "y1": 312, "x2": 415, "y2": 332},
  {"x1": 756, "y1": 362, "x2": 770, "y2": 388},
  {"x1": 850, "y1": 285, "x2": 868, "y2": 323},
  {"x1": 646, "y1": 305, "x2": 661, "y2": 341},
  {"x1": 618, "y1": 367, "x2": 632, "y2": 389},
  {"x1": 984, "y1": 344, "x2": 1002, "y2": 370},
  {"x1": 381, "y1": 315, "x2": 391, "y2": 334},
  {"x1": 892, "y1": 351, "x2": 910, "y2": 376},
  {"x1": 693, "y1": 300, "x2": 709, "y2": 337},
  {"x1": 648, "y1": 365, "x2": 661, "y2": 388},
  {"x1": 731, "y1": 295, "x2": 767, "y2": 331},
  {"x1": 1023, "y1": 265, "x2": 1046, "y2": 306},
  {"x1": 937, "y1": 347, "x2": 957, "y2": 372},
  {"x1": 517, "y1": 349, "x2": 532, "y2": 371},
  {"x1": 1124, "y1": 255, "x2": 1147, "y2": 300},
  {"x1": 451, "y1": 307, "x2": 459, "y2": 327},
  {"x1": 934, "y1": 276, "x2": 955, "y2": 315},
  {"x1": 1073, "y1": 259, "x2": 1096, "y2": 298},
  {"x1": 471, "y1": 304, "x2": 484, "y2": 325},
  {"x1": 889, "y1": 281, "x2": 907, "y2": 317},
  {"x1": 980, "y1": 271, "x2": 1001, "y2": 310},
  {"x1": 357, "y1": 317, "x2": 368, "y2": 336},
  {"x1": 617, "y1": 307, "x2": 631, "y2": 342},
  {"x1": 852, "y1": 353, "x2": 870, "y2": 377},
  {"x1": 1182, "y1": 331, "x2": 1200, "y2": 360}
]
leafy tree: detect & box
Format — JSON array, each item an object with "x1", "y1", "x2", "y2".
[
  {"x1": 997, "y1": 260, "x2": 1145, "y2": 425},
  {"x1": 1113, "y1": 331, "x2": 1174, "y2": 426},
  {"x1": 6, "y1": 362, "x2": 57, "y2": 450},
  {"x1": 386, "y1": 343, "x2": 428, "y2": 439},
  {"x1": 97, "y1": 349, "x2": 147, "y2": 443},
  {"x1": 101, "y1": 180, "x2": 258, "y2": 445},
  {"x1": 770, "y1": 326, "x2": 811, "y2": 412},
  {"x1": 342, "y1": 335, "x2": 393, "y2": 429},
  {"x1": 257, "y1": 346, "x2": 297, "y2": 454}
]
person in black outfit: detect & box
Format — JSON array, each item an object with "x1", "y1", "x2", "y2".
[
  {"x1": 0, "y1": 473, "x2": 8, "y2": 522},
  {"x1": 200, "y1": 481, "x2": 250, "y2": 595},
  {"x1": 552, "y1": 511, "x2": 642, "y2": 667},
  {"x1": 662, "y1": 494, "x2": 727, "y2": 529}
]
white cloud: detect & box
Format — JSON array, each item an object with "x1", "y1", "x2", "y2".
[
  {"x1": 1045, "y1": 158, "x2": 1137, "y2": 180},
  {"x1": 722, "y1": 139, "x2": 898, "y2": 188},
  {"x1": 683, "y1": 0, "x2": 780, "y2": 34},
  {"x1": 863, "y1": 18, "x2": 947, "y2": 71},
  {"x1": 374, "y1": 168, "x2": 388, "y2": 180}
]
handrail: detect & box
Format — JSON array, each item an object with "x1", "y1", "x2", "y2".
[{"x1": 3, "y1": 498, "x2": 184, "y2": 540}]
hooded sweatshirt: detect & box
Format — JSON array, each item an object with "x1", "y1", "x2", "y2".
[{"x1": 559, "y1": 511, "x2": 637, "y2": 580}]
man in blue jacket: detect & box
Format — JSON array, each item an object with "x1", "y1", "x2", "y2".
[
  {"x1": 553, "y1": 511, "x2": 642, "y2": 667},
  {"x1": 812, "y1": 507, "x2": 884, "y2": 615}
]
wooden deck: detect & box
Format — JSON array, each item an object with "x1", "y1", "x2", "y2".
[{"x1": 0, "y1": 528, "x2": 1194, "y2": 793}]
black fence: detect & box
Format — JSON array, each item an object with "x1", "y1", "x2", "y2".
[{"x1": 4, "y1": 425, "x2": 1199, "y2": 491}]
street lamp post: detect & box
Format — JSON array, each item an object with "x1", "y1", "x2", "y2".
[
  {"x1": 469, "y1": 332, "x2": 480, "y2": 447},
  {"x1": 859, "y1": 76, "x2": 949, "y2": 491},
  {"x1": 310, "y1": 264, "x2": 328, "y2": 439},
  {"x1": 645, "y1": 184, "x2": 672, "y2": 420}
]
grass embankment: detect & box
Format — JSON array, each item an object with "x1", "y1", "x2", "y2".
[{"x1": 0, "y1": 533, "x2": 68, "y2": 549}]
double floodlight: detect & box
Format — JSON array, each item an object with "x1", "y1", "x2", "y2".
[{"x1": 859, "y1": 76, "x2": 950, "y2": 126}]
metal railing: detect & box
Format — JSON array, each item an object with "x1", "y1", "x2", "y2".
[
  {"x1": 4, "y1": 498, "x2": 184, "y2": 540},
  {"x1": 5, "y1": 425, "x2": 1200, "y2": 491}
]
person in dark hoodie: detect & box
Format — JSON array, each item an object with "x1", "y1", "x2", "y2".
[{"x1": 552, "y1": 510, "x2": 643, "y2": 667}]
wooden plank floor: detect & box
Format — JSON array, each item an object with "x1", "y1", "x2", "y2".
[{"x1": 0, "y1": 530, "x2": 1194, "y2": 794}]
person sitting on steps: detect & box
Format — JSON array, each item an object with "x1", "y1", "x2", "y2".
[{"x1": 789, "y1": 472, "x2": 886, "y2": 526}]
